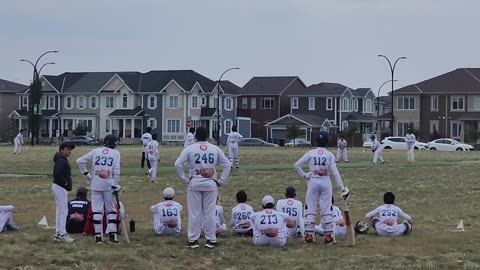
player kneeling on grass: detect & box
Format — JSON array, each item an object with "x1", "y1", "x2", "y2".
[
  {"x1": 365, "y1": 192, "x2": 412, "y2": 237},
  {"x1": 294, "y1": 131, "x2": 350, "y2": 245},
  {"x1": 276, "y1": 186, "x2": 304, "y2": 238},
  {"x1": 231, "y1": 190, "x2": 255, "y2": 236},
  {"x1": 0, "y1": 205, "x2": 20, "y2": 232},
  {"x1": 251, "y1": 195, "x2": 291, "y2": 248},
  {"x1": 315, "y1": 196, "x2": 346, "y2": 238},
  {"x1": 151, "y1": 187, "x2": 183, "y2": 236}
]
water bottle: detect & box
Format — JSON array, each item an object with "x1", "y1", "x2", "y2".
[{"x1": 129, "y1": 219, "x2": 135, "y2": 233}]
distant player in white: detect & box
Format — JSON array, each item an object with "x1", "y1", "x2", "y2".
[
  {"x1": 184, "y1": 127, "x2": 196, "y2": 148},
  {"x1": 141, "y1": 127, "x2": 152, "y2": 169},
  {"x1": 215, "y1": 195, "x2": 226, "y2": 237},
  {"x1": 405, "y1": 129, "x2": 416, "y2": 163},
  {"x1": 336, "y1": 135, "x2": 348, "y2": 163},
  {"x1": 315, "y1": 197, "x2": 346, "y2": 237},
  {"x1": 276, "y1": 186, "x2": 304, "y2": 238},
  {"x1": 174, "y1": 126, "x2": 231, "y2": 249},
  {"x1": 251, "y1": 195, "x2": 291, "y2": 247},
  {"x1": 77, "y1": 134, "x2": 121, "y2": 244},
  {"x1": 294, "y1": 131, "x2": 350, "y2": 244},
  {"x1": 0, "y1": 205, "x2": 20, "y2": 232},
  {"x1": 151, "y1": 187, "x2": 183, "y2": 236},
  {"x1": 227, "y1": 125, "x2": 243, "y2": 168},
  {"x1": 13, "y1": 129, "x2": 24, "y2": 155},
  {"x1": 371, "y1": 135, "x2": 385, "y2": 164},
  {"x1": 231, "y1": 190, "x2": 255, "y2": 236},
  {"x1": 146, "y1": 133, "x2": 159, "y2": 183},
  {"x1": 365, "y1": 192, "x2": 412, "y2": 237}
]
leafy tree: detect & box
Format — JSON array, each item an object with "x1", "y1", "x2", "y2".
[
  {"x1": 73, "y1": 123, "x2": 88, "y2": 136},
  {"x1": 342, "y1": 123, "x2": 358, "y2": 147},
  {"x1": 466, "y1": 127, "x2": 479, "y2": 143},
  {"x1": 286, "y1": 125, "x2": 305, "y2": 147}
]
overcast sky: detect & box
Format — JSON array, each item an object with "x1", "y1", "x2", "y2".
[{"x1": 1, "y1": 0, "x2": 479, "y2": 95}]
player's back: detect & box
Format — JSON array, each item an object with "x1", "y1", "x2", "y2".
[
  {"x1": 306, "y1": 148, "x2": 335, "y2": 178},
  {"x1": 152, "y1": 201, "x2": 182, "y2": 223},
  {"x1": 367, "y1": 204, "x2": 410, "y2": 230},
  {"x1": 185, "y1": 142, "x2": 221, "y2": 179},
  {"x1": 88, "y1": 147, "x2": 121, "y2": 191},
  {"x1": 142, "y1": 133, "x2": 152, "y2": 151},
  {"x1": 215, "y1": 205, "x2": 224, "y2": 225},
  {"x1": 146, "y1": 140, "x2": 159, "y2": 159},
  {"x1": 231, "y1": 203, "x2": 254, "y2": 232},
  {"x1": 251, "y1": 209, "x2": 289, "y2": 237},
  {"x1": 228, "y1": 132, "x2": 242, "y2": 148},
  {"x1": 276, "y1": 198, "x2": 302, "y2": 223}
]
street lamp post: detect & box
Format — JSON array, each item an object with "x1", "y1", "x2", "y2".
[
  {"x1": 216, "y1": 67, "x2": 240, "y2": 146},
  {"x1": 376, "y1": 79, "x2": 397, "y2": 139},
  {"x1": 20, "y1": 50, "x2": 58, "y2": 146},
  {"x1": 378, "y1": 55, "x2": 406, "y2": 136}
]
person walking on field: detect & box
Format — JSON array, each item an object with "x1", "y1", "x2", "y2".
[{"x1": 336, "y1": 135, "x2": 348, "y2": 163}]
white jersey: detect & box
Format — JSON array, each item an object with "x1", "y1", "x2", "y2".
[
  {"x1": 151, "y1": 200, "x2": 183, "y2": 234},
  {"x1": 276, "y1": 198, "x2": 304, "y2": 237},
  {"x1": 184, "y1": 132, "x2": 195, "y2": 148},
  {"x1": 141, "y1": 133, "x2": 152, "y2": 152},
  {"x1": 372, "y1": 139, "x2": 383, "y2": 152},
  {"x1": 216, "y1": 205, "x2": 225, "y2": 230},
  {"x1": 251, "y1": 209, "x2": 290, "y2": 238},
  {"x1": 76, "y1": 147, "x2": 121, "y2": 191},
  {"x1": 227, "y1": 132, "x2": 243, "y2": 149},
  {"x1": 294, "y1": 147, "x2": 344, "y2": 188},
  {"x1": 146, "y1": 140, "x2": 159, "y2": 160},
  {"x1": 365, "y1": 204, "x2": 412, "y2": 232},
  {"x1": 337, "y1": 139, "x2": 347, "y2": 149},
  {"x1": 14, "y1": 133, "x2": 23, "y2": 144},
  {"x1": 174, "y1": 141, "x2": 231, "y2": 191},
  {"x1": 332, "y1": 206, "x2": 344, "y2": 223},
  {"x1": 405, "y1": 133, "x2": 416, "y2": 149},
  {"x1": 231, "y1": 203, "x2": 255, "y2": 233}
]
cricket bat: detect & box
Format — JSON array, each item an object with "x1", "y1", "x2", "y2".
[
  {"x1": 343, "y1": 200, "x2": 355, "y2": 247},
  {"x1": 114, "y1": 191, "x2": 131, "y2": 243}
]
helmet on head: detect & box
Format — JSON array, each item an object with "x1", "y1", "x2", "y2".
[
  {"x1": 316, "y1": 131, "x2": 329, "y2": 147},
  {"x1": 104, "y1": 135, "x2": 118, "y2": 149},
  {"x1": 354, "y1": 221, "x2": 370, "y2": 234}
]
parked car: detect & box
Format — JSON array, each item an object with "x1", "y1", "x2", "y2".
[
  {"x1": 362, "y1": 140, "x2": 373, "y2": 148},
  {"x1": 427, "y1": 138, "x2": 474, "y2": 151},
  {"x1": 285, "y1": 138, "x2": 311, "y2": 147},
  {"x1": 67, "y1": 136, "x2": 99, "y2": 146},
  {"x1": 238, "y1": 138, "x2": 279, "y2": 147},
  {"x1": 381, "y1": 137, "x2": 428, "y2": 150}
]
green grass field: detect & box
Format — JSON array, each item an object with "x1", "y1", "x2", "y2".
[{"x1": 1, "y1": 145, "x2": 479, "y2": 270}]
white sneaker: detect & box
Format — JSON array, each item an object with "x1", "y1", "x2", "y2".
[{"x1": 56, "y1": 234, "x2": 75, "y2": 243}]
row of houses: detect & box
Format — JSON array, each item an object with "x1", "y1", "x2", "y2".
[{"x1": 1, "y1": 67, "x2": 479, "y2": 144}]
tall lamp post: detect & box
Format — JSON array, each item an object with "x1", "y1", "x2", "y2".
[
  {"x1": 20, "y1": 50, "x2": 58, "y2": 146},
  {"x1": 216, "y1": 67, "x2": 240, "y2": 146},
  {"x1": 378, "y1": 55, "x2": 406, "y2": 136},
  {"x1": 376, "y1": 79, "x2": 397, "y2": 140}
]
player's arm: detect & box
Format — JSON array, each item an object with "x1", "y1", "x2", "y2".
[
  {"x1": 150, "y1": 205, "x2": 157, "y2": 213},
  {"x1": 328, "y1": 154, "x2": 345, "y2": 189},
  {"x1": 397, "y1": 207, "x2": 412, "y2": 222},
  {"x1": 365, "y1": 206, "x2": 381, "y2": 220},
  {"x1": 230, "y1": 210, "x2": 236, "y2": 228},
  {"x1": 217, "y1": 148, "x2": 232, "y2": 185},
  {"x1": 174, "y1": 148, "x2": 190, "y2": 183},
  {"x1": 76, "y1": 150, "x2": 95, "y2": 174},
  {"x1": 111, "y1": 152, "x2": 121, "y2": 187},
  {"x1": 294, "y1": 152, "x2": 311, "y2": 178}
]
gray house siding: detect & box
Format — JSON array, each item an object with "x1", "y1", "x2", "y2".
[
  {"x1": 237, "y1": 118, "x2": 251, "y2": 138},
  {"x1": 220, "y1": 95, "x2": 236, "y2": 144},
  {"x1": 142, "y1": 94, "x2": 163, "y2": 141}
]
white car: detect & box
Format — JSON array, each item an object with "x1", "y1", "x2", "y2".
[
  {"x1": 381, "y1": 137, "x2": 428, "y2": 150},
  {"x1": 285, "y1": 138, "x2": 311, "y2": 147},
  {"x1": 427, "y1": 138, "x2": 474, "y2": 151}
]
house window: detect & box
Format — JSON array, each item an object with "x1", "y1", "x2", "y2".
[
  {"x1": 397, "y1": 122, "x2": 410, "y2": 137},
  {"x1": 201, "y1": 96, "x2": 207, "y2": 107},
  {"x1": 397, "y1": 97, "x2": 415, "y2": 110},
  {"x1": 308, "y1": 97, "x2": 315, "y2": 110},
  {"x1": 251, "y1": 98, "x2": 256, "y2": 109},
  {"x1": 474, "y1": 96, "x2": 480, "y2": 111},
  {"x1": 341, "y1": 121, "x2": 349, "y2": 130},
  {"x1": 147, "y1": 118, "x2": 157, "y2": 129},
  {"x1": 192, "y1": 96, "x2": 199, "y2": 109},
  {"x1": 48, "y1": 96, "x2": 55, "y2": 109},
  {"x1": 122, "y1": 94, "x2": 128, "y2": 108},
  {"x1": 212, "y1": 97, "x2": 220, "y2": 109},
  {"x1": 261, "y1": 98, "x2": 275, "y2": 109},
  {"x1": 148, "y1": 95, "x2": 157, "y2": 109},
  {"x1": 225, "y1": 97, "x2": 233, "y2": 111},
  {"x1": 224, "y1": 119, "x2": 233, "y2": 134},
  {"x1": 169, "y1": 96, "x2": 179, "y2": 109},
  {"x1": 22, "y1": 96, "x2": 28, "y2": 107},
  {"x1": 291, "y1": 97, "x2": 299, "y2": 109},
  {"x1": 354, "y1": 98, "x2": 359, "y2": 112},
  {"x1": 90, "y1": 96, "x2": 97, "y2": 109},
  {"x1": 431, "y1": 96, "x2": 439, "y2": 111},
  {"x1": 242, "y1": 97, "x2": 248, "y2": 109},
  {"x1": 167, "y1": 119, "x2": 181, "y2": 133},
  {"x1": 451, "y1": 121, "x2": 462, "y2": 138},
  {"x1": 326, "y1": 97, "x2": 333, "y2": 110},
  {"x1": 349, "y1": 99, "x2": 353, "y2": 111},
  {"x1": 78, "y1": 96, "x2": 85, "y2": 109},
  {"x1": 365, "y1": 99, "x2": 372, "y2": 113},
  {"x1": 41, "y1": 96, "x2": 47, "y2": 110},
  {"x1": 451, "y1": 96, "x2": 464, "y2": 111},
  {"x1": 105, "y1": 119, "x2": 110, "y2": 133},
  {"x1": 430, "y1": 120, "x2": 439, "y2": 133},
  {"x1": 106, "y1": 97, "x2": 114, "y2": 108},
  {"x1": 65, "y1": 96, "x2": 73, "y2": 109},
  {"x1": 342, "y1": 98, "x2": 348, "y2": 111}
]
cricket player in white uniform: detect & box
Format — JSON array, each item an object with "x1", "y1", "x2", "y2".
[
  {"x1": 151, "y1": 187, "x2": 183, "y2": 236},
  {"x1": 174, "y1": 126, "x2": 231, "y2": 249},
  {"x1": 315, "y1": 197, "x2": 346, "y2": 237},
  {"x1": 146, "y1": 133, "x2": 160, "y2": 183},
  {"x1": 13, "y1": 129, "x2": 24, "y2": 155},
  {"x1": 251, "y1": 195, "x2": 291, "y2": 247},
  {"x1": 77, "y1": 134, "x2": 121, "y2": 244},
  {"x1": 215, "y1": 196, "x2": 227, "y2": 237},
  {"x1": 294, "y1": 131, "x2": 350, "y2": 244},
  {"x1": 371, "y1": 135, "x2": 385, "y2": 164},
  {"x1": 184, "y1": 127, "x2": 196, "y2": 148},
  {"x1": 336, "y1": 135, "x2": 349, "y2": 163},
  {"x1": 0, "y1": 205, "x2": 20, "y2": 232},
  {"x1": 227, "y1": 125, "x2": 243, "y2": 168},
  {"x1": 141, "y1": 127, "x2": 152, "y2": 169},
  {"x1": 231, "y1": 190, "x2": 255, "y2": 236},
  {"x1": 365, "y1": 192, "x2": 412, "y2": 237},
  {"x1": 276, "y1": 186, "x2": 304, "y2": 238},
  {"x1": 405, "y1": 130, "x2": 416, "y2": 163}
]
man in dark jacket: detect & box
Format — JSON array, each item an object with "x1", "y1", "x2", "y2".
[
  {"x1": 66, "y1": 187, "x2": 90, "y2": 234},
  {"x1": 52, "y1": 142, "x2": 75, "y2": 242}
]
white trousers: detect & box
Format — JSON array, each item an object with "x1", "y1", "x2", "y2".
[
  {"x1": 336, "y1": 148, "x2": 348, "y2": 162},
  {"x1": 91, "y1": 190, "x2": 117, "y2": 236},
  {"x1": 315, "y1": 224, "x2": 347, "y2": 237},
  {"x1": 148, "y1": 158, "x2": 158, "y2": 181},
  {"x1": 14, "y1": 142, "x2": 22, "y2": 154},
  {"x1": 52, "y1": 184, "x2": 68, "y2": 235},
  {"x1": 228, "y1": 147, "x2": 239, "y2": 167},
  {"x1": 253, "y1": 235, "x2": 287, "y2": 247},
  {"x1": 304, "y1": 179, "x2": 333, "y2": 236},
  {"x1": 373, "y1": 150, "x2": 384, "y2": 163},
  {"x1": 187, "y1": 189, "x2": 218, "y2": 242},
  {"x1": 0, "y1": 205, "x2": 14, "y2": 230},
  {"x1": 152, "y1": 213, "x2": 181, "y2": 236},
  {"x1": 407, "y1": 148, "x2": 415, "y2": 162},
  {"x1": 374, "y1": 223, "x2": 407, "y2": 237}
]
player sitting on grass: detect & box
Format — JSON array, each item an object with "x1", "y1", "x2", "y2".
[
  {"x1": 276, "y1": 186, "x2": 304, "y2": 238},
  {"x1": 0, "y1": 205, "x2": 20, "y2": 232},
  {"x1": 315, "y1": 196, "x2": 346, "y2": 238},
  {"x1": 251, "y1": 195, "x2": 290, "y2": 248},
  {"x1": 151, "y1": 187, "x2": 183, "y2": 236},
  {"x1": 66, "y1": 187, "x2": 90, "y2": 234},
  {"x1": 365, "y1": 192, "x2": 412, "y2": 237},
  {"x1": 215, "y1": 195, "x2": 226, "y2": 237},
  {"x1": 231, "y1": 190, "x2": 254, "y2": 236}
]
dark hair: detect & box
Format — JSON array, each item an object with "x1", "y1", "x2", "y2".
[
  {"x1": 189, "y1": 127, "x2": 195, "y2": 133},
  {"x1": 340, "y1": 134, "x2": 344, "y2": 139},
  {"x1": 236, "y1": 190, "x2": 247, "y2": 203},
  {"x1": 146, "y1": 127, "x2": 152, "y2": 133},
  {"x1": 316, "y1": 131, "x2": 329, "y2": 147},
  {"x1": 285, "y1": 186, "x2": 296, "y2": 198},
  {"x1": 370, "y1": 135, "x2": 376, "y2": 141},
  {"x1": 384, "y1": 192, "x2": 395, "y2": 204},
  {"x1": 195, "y1": 127, "x2": 208, "y2": 141},
  {"x1": 152, "y1": 133, "x2": 158, "y2": 140},
  {"x1": 231, "y1": 125, "x2": 237, "y2": 132},
  {"x1": 263, "y1": 203, "x2": 274, "y2": 209},
  {"x1": 76, "y1": 187, "x2": 88, "y2": 198},
  {"x1": 19, "y1": 129, "x2": 24, "y2": 132},
  {"x1": 59, "y1": 142, "x2": 75, "y2": 151}
]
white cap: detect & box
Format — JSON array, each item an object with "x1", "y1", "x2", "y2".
[
  {"x1": 163, "y1": 187, "x2": 175, "y2": 198},
  {"x1": 262, "y1": 195, "x2": 275, "y2": 206}
]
